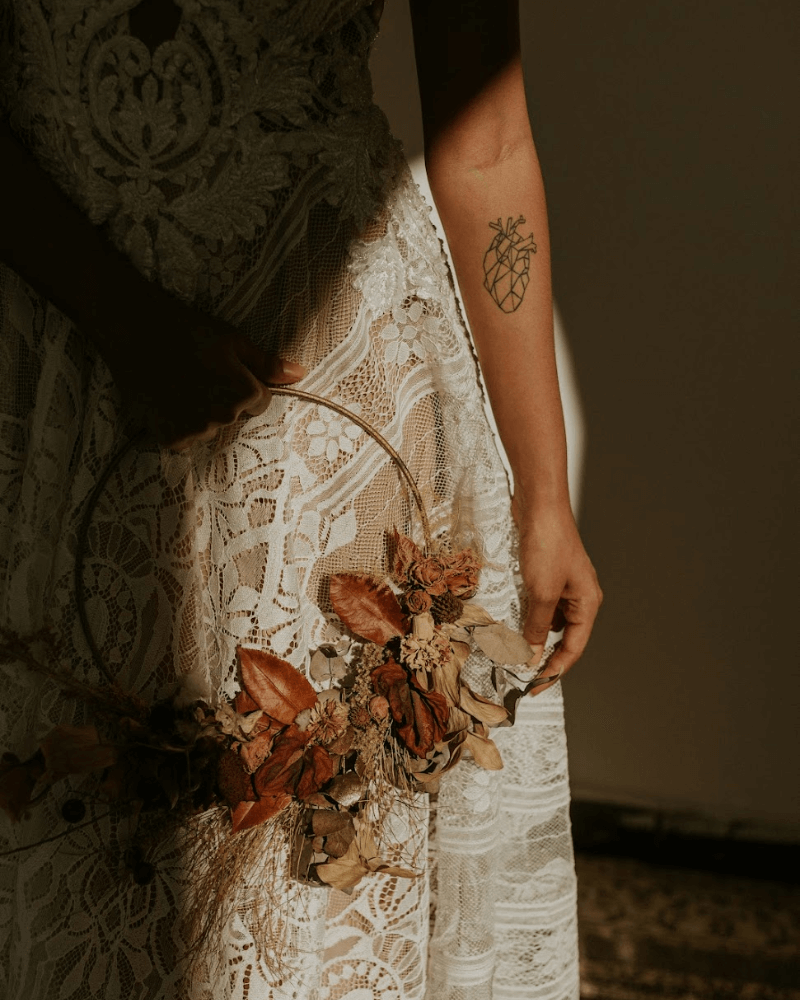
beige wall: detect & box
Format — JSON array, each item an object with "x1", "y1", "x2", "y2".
[{"x1": 371, "y1": 1, "x2": 799, "y2": 836}]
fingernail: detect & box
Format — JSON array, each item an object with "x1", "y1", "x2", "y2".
[{"x1": 280, "y1": 360, "x2": 307, "y2": 379}]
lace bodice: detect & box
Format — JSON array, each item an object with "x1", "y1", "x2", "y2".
[{"x1": 0, "y1": 0, "x2": 395, "y2": 312}]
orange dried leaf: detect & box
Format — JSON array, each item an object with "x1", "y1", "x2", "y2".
[
  {"x1": 231, "y1": 792, "x2": 292, "y2": 833},
  {"x1": 329, "y1": 574, "x2": 408, "y2": 644},
  {"x1": 237, "y1": 647, "x2": 317, "y2": 725}
]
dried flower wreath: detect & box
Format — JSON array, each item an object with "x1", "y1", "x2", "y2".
[{"x1": 0, "y1": 387, "x2": 558, "y2": 934}]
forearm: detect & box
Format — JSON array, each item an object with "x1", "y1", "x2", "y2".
[
  {"x1": 426, "y1": 85, "x2": 569, "y2": 511},
  {"x1": 0, "y1": 121, "x2": 152, "y2": 367}
]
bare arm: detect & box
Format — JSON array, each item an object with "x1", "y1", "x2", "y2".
[
  {"x1": 0, "y1": 121, "x2": 304, "y2": 450},
  {"x1": 410, "y1": 0, "x2": 601, "y2": 681}
]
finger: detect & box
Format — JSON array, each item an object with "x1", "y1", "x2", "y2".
[
  {"x1": 228, "y1": 365, "x2": 273, "y2": 419},
  {"x1": 242, "y1": 383, "x2": 273, "y2": 417},
  {"x1": 523, "y1": 593, "x2": 560, "y2": 658},
  {"x1": 234, "y1": 335, "x2": 307, "y2": 385},
  {"x1": 551, "y1": 604, "x2": 568, "y2": 632},
  {"x1": 546, "y1": 613, "x2": 595, "y2": 680}
]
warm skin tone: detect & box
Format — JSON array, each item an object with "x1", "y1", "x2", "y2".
[{"x1": 410, "y1": 0, "x2": 602, "y2": 684}]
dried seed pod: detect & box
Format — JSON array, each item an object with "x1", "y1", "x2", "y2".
[
  {"x1": 430, "y1": 591, "x2": 464, "y2": 624},
  {"x1": 61, "y1": 798, "x2": 86, "y2": 823}
]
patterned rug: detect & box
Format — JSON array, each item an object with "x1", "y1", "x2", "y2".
[{"x1": 576, "y1": 853, "x2": 800, "y2": 1000}]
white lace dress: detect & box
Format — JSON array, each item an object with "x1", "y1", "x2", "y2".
[{"x1": 0, "y1": 1, "x2": 579, "y2": 997}]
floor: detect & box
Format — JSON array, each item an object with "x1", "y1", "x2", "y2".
[{"x1": 572, "y1": 802, "x2": 800, "y2": 1000}]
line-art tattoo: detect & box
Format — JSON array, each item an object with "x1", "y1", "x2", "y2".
[{"x1": 483, "y1": 216, "x2": 537, "y2": 313}]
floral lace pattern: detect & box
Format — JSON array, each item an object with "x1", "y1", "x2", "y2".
[{"x1": 0, "y1": 1, "x2": 578, "y2": 998}]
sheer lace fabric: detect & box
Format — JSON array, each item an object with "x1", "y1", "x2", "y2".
[{"x1": 0, "y1": 1, "x2": 579, "y2": 997}]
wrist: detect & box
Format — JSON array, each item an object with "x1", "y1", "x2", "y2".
[{"x1": 511, "y1": 484, "x2": 574, "y2": 527}]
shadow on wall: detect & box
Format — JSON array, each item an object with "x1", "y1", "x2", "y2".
[
  {"x1": 519, "y1": 1, "x2": 799, "y2": 830},
  {"x1": 373, "y1": 1, "x2": 800, "y2": 833}
]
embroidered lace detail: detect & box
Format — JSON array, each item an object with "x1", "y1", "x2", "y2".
[{"x1": 0, "y1": 1, "x2": 578, "y2": 997}]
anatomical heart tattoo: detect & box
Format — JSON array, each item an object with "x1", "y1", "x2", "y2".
[{"x1": 483, "y1": 215, "x2": 537, "y2": 313}]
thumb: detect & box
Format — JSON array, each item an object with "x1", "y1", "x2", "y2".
[
  {"x1": 233, "y1": 334, "x2": 307, "y2": 385},
  {"x1": 523, "y1": 593, "x2": 559, "y2": 663}
]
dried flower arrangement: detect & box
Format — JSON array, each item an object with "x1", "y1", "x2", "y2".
[{"x1": 0, "y1": 387, "x2": 558, "y2": 958}]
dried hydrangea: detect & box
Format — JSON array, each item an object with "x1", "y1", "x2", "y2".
[
  {"x1": 399, "y1": 613, "x2": 451, "y2": 672},
  {"x1": 304, "y1": 699, "x2": 350, "y2": 744}
]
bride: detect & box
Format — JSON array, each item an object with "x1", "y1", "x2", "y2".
[{"x1": 0, "y1": 1, "x2": 601, "y2": 996}]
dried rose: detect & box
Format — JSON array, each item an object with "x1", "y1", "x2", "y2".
[
  {"x1": 404, "y1": 589, "x2": 433, "y2": 615},
  {"x1": 238, "y1": 729, "x2": 276, "y2": 773},
  {"x1": 410, "y1": 558, "x2": 449, "y2": 597},
  {"x1": 391, "y1": 530, "x2": 425, "y2": 584},
  {"x1": 441, "y1": 549, "x2": 481, "y2": 598},
  {"x1": 0, "y1": 750, "x2": 44, "y2": 823},
  {"x1": 370, "y1": 658, "x2": 449, "y2": 758},
  {"x1": 369, "y1": 695, "x2": 389, "y2": 720}
]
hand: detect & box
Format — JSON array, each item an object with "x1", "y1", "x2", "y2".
[
  {"x1": 512, "y1": 497, "x2": 602, "y2": 694},
  {"x1": 90, "y1": 290, "x2": 306, "y2": 451}
]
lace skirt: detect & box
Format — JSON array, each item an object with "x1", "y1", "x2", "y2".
[{"x1": 0, "y1": 159, "x2": 579, "y2": 1000}]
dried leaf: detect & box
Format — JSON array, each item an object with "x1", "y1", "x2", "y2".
[
  {"x1": 311, "y1": 809, "x2": 352, "y2": 837},
  {"x1": 40, "y1": 725, "x2": 117, "y2": 782},
  {"x1": 369, "y1": 862, "x2": 419, "y2": 879},
  {"x1": 472, "y1": 623, "x2": 534, "y2": 665},
  {"x1": 446, "y1": 705, "x2": 472, "y2": 734},
  {"x1": 325, "y1": 820, "x2": 357, "y2": 858},
  {"x1": 231, "y1": 792, "x2": 292, "y2": 833},
  {"x1": 325, "y1": 772, "x2": 363, "y2": 807},
  {"x1": 326, "y1": 727, "x2": 355, "y2": 756},
  {"x1": 450, "y1": 640, "x2": 472, "y2": 670},
  {"x1": 463, "y1": 731, "x2": 504, "y2": 770},
  {"x1": 310, "y1": 649, "x2": 350, "y2": 683},
  {"x1": 459, "y1": 686, "x2": 509, "y2": 727},
  {"x1": 329, "y1": 574, "x2": 408, "y2": 644},
  {"x1": 315, "y1": 838, "x2": 369, "y2": 892},
  {"x1": 295, "y1": 745, "x2": 335, "y2": 800},
  {"x1": 371, "y1": 659, "x2": 449, "y2": 757},
  {"x1": 429, "y1": 655, "x2": 461, "y2": 706},
  {"x1": 253, "y1": 727, "x2": 309, "y2": 796},
  {"x1": 455, "y1": 604, "x2": 497, "y2": 628},
  {"x1": 237, "y1": 646, "x2": 317, "y2": 725},
  {"x1": 446, "y1": 625, "x2": 472, "y2": 644}
]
